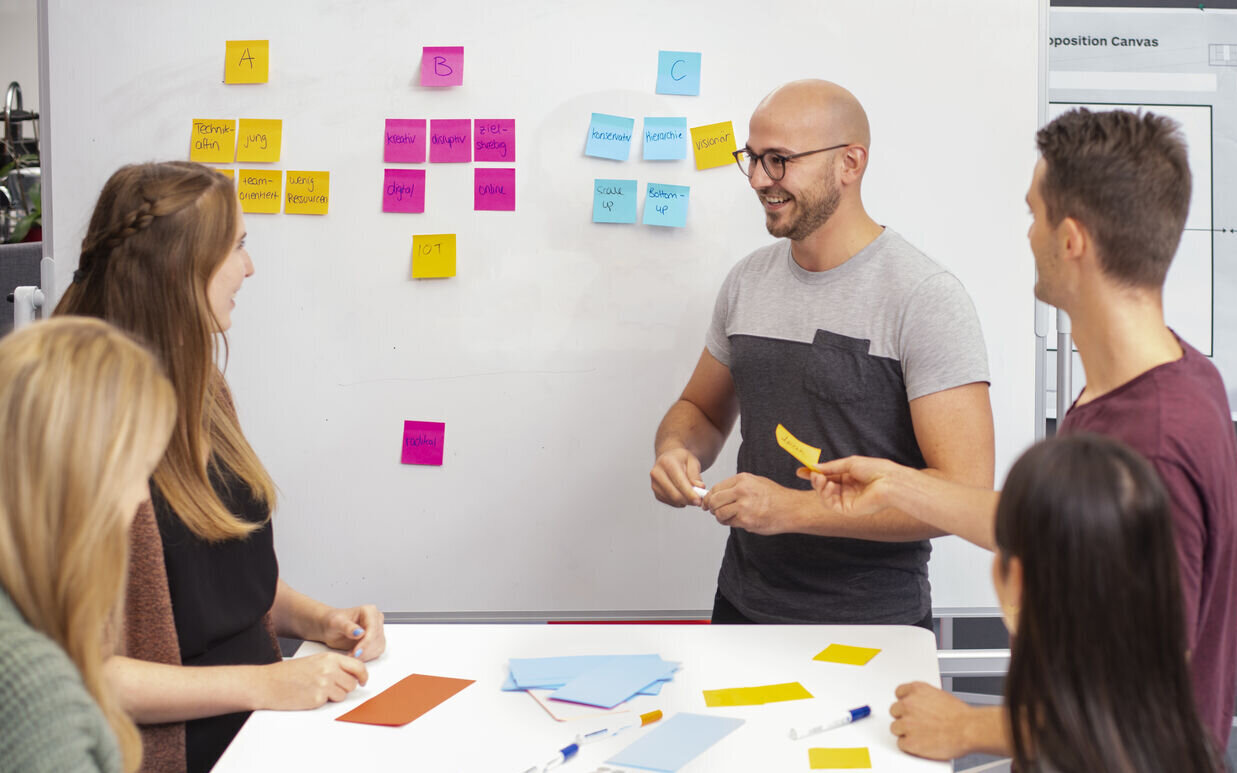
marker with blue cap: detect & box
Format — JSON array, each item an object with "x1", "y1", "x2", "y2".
[{"x1": 788, "y1": 705, "x2": 871, "y2": 740}]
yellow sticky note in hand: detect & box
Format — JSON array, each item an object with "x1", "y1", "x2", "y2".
[
  {"x1": 776, "y1": 424, "x2": 821, "y2": 469},
  {"x1": 809, "y1": 747, "x2": 872, "y2": 769},
  {"x1": 189, "y1": 119, "x2": 236, "y2": 163},
  {"x1": 225, "y1": 40, "x2": 269, "y2": 84},
  {"x1": 813, "y1": 643, "x2": 881, "y2": 666},
  {"x1": 284, "y1": 171, "x2": 329, "y2": 215},
  {"x1": 237, "y1": 170, "x2": 281, "y2": 214},
  {"x1": 690, "y1": 121, "x2": 737, "y2": 170},
  {"x1": 236, "y1": 119, "x2": 282, "y2": 163},
  {"x1": 412, "y1": 234, "x2": 457, "y2": 279}
]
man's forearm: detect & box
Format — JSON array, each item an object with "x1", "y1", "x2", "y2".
[
  {"x1": 654, "y1": 399, "x2": 727, "y2": 470},
  {"x1": 881, "y1": 468, "x2": 1001, "y2": 550}
]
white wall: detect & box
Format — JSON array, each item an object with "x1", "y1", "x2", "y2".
[{"x1": 0, "y1": 0, "x2": 39, "y2": 112}]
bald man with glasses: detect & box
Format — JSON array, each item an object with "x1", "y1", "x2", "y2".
[{"x1": 649, "y1": 79, "x2": 995, "y2": 627}]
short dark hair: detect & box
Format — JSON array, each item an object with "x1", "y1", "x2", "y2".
[
  {"x1": 996, "y1": 433, "x2": 1221, "y2": 772},
  {"x1": 1035, "y1": 108, "x2": 1190, "y2": 288}
]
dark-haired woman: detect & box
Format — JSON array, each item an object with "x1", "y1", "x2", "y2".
[
  {"x1": 57, "y1": 162, "x2": 387, "y2": 773},
  {"x1": 892, "y1": 434, "x2": 1221, "y2": 772}
]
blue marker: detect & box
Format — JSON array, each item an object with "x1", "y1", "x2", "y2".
[
  {"x1": 788, "y1": 705, "x2": 871, "y2": 740},
  {"x1": 520, "y1": 742, "x2": 579, "y2": 773}
]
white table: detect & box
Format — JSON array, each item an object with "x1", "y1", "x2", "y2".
[{"x1": 214, "y1": 624, "x2": 950, "y2": 772}]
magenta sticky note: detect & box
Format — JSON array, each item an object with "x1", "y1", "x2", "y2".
[
  {"x1": 474, "y1": 119, "x2": 515, "y2": 162},
  {"x1": 421, "y1": 46, "x2": 463, "y2": 87},
  {"x1": 475, "y1": 168, "x2": 515, "y2": 211},
  {"x1": 382, "y1": 169, "x2": 426, "y2": 214},
  {"x1": 429, "y1": 119, "x2": 472, "y2": 163},
  {"x1": 384, "y1": 119, "x2": 426, "y2": 164},
  {"x1": 401, "y1": 421, "x2": 445, "y2": 466}
]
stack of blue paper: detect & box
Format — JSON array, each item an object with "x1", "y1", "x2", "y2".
[{"x1": 502, "y1": 654, "x2": 679, "y2": 709}]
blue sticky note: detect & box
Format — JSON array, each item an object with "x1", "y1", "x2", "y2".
[
  {"x1": 608, "y1": 713, "x2": 745, "y2": 772},
  {"x1": 509, "y1": 655, "x2": 615, "y2": 689},
  {"x1": 585, "y1": 113, "x2": 635, "y2": 160},
  {"x1": 550, "y1": 654, "x2": 674, "y2": 709},
  {"x1": 643, "y1": 117, "x2": 688, "y2": 161},
  {"x1": 643, "y1": 183, "x2": 689, "y2": 228},
  {"x1": 593, "y1": 179, "x2": 638, "y2": 224},
  {"x1": 656, "y1": 51, "x2": 701, "y2": 96}
]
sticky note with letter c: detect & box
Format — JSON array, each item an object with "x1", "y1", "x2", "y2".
[
  {"x1": 776, "y1": 423, "x2": 821, "y2": 468},
  {"x1": 225, "y1": 40, "x2": 269, "y2": 84},
  {"x1": 656, "y1": 51, "x2": 701, "y2": 96},
  {"x1": 690, "y1": 121, "x2": 737, "y2": 170},
  {"x1": 412, "y1": 234, "x2": 456, "y2": 279}
]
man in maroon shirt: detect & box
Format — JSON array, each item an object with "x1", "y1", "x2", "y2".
[{"x1": 803, "y1": 108, "x2": 1237, "y2": 758}]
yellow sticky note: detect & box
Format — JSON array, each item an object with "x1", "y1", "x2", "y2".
[
  {"x1": 412, "y1": 234, "x2": 457, "y2": 279},
  {"x1": 776, "y1": 424, "x2": 821, "y2": 468},
  {"x1": 284, "y1": 171, "x2": 329, "y2": 215},
  {"x1": 690, "y1": 121, "x2": 737, "y2": 170},
  {"x1": 189, "y1": 119, "x2": 237, "y2": 163},
  {"x1": 813, "y1": 643, "x2": 881, "y2": 666},
  {"x1": 237, "y1": 170, "x2": 281, "y2": 214},
  {"x1": 236, "y1": 119, "x2": 282, "y2": 163},
  {"x1": 703, "y1": 681, "x2": 813, "y2": 707},
  {"x1": 215, "y1": 168, "x2": 235, "y2": 180},
  {"x1": 809, "y1": 747, "x2": 872, "y2": 769},
  {"x1": 225, "y1": 40, "x2": 269, "y2": 84}
]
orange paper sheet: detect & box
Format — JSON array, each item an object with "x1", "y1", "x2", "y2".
[{"x1": 335, "y1": 673, "x2": 474, "y2": 727}]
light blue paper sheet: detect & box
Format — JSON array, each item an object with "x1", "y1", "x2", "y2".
[
  {"x1": 549, "y1": 654, "x2": 674, "y2": 708},
  {"x1": 585, "y1": 113, "x2": 635, "y2": 160},
  {"x1": 593, "y1": 179, "x2": 638, "y2": 223},
  {"x1": 505, "y1": 655, "x2": 677, "y2": 695},
  {"x1": 608, "y1": 712, "x2": 745, "y2": 772},
  {"x1": 643, "y1": 183, "x2": 689, "y2": 227}
]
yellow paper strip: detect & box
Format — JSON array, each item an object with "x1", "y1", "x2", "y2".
[
  {"x1": 236, "y1": 119, "x2": 283, "y2": 163},
  {"x1": 776, "y1": 424, "x2": 821, "y2": 468},
  {"x1": 702, "y1": 681, "x2": 813, "y2": 707},
  {"x1": 237, "y1": 170, "x2": 281, "y2": 214},
  {"x1": 225, "y1": 40, "x2": 269, "y2": 84},
  {"x1": 411, "y1": 234, "x2": 457, "y2": 279},
  {"x1": 189, "y1": 119, "x2": 237, "y2": 163},
  {"x1": 689, "y1": 121, "x2": 737, "y2": 170},
  {"x1": 813, "y1": 643, "x2": 881, "y2": 667},
  {"x1": 285, "y1": 171, "x2": 329, "y2": 215},
  {"x1": 809, "y1": 747, "x2": 872, "y2": 769}
]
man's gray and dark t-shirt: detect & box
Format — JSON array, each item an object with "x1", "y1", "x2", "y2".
[{"x1": 705, "y1": 228, "x2": 989, "y2": 624}]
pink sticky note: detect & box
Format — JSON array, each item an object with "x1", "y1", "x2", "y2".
[
  {"x1": 384, "y1": 119, "x2": 426, "y2": 164},
  {"x1": 421, "y1": 46, "x2": 463, "y2": 87},
  {"x1": 475, "y1": 168, "x2": 515, "y2": 211},
  {"x1": 429, "y1": 119, "x2": 472, "y2": 163},
  {"x1": 474, "y1": 119, "x2": 516, "y2": 162},
  {"x1": 382, "y1": 169, "x2": 426, "y2": 214},
  {"x1": 401, "y1": 421, "x2": 445, "y2": 466}
]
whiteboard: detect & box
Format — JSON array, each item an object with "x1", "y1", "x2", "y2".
[{"x1": 42, "y1": 0, "x2": 1038, "y2": 617}]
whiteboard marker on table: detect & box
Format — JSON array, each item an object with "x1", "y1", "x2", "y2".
[{"x1": 789, "y1": 705, "x2": 871, "y2": 740}]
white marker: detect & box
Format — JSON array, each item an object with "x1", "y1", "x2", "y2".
[
  {"x1": 789, "y1": 705, "x2": 871, "y2": 740},
  {"x1": 692, "y1": 486, "x2": 709, "y2": 497}
]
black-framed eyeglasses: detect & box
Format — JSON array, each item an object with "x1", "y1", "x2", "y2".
[{"x1": 732, "y1": 143, "x2": 851, "y2": 181}]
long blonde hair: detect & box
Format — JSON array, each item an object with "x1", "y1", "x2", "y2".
[
  {"x1": 0, "y1": 317, "x2": 177, "y2": 772},
  {"x1": 55, "y1": 161, "x2": 277, "y2": 540}
]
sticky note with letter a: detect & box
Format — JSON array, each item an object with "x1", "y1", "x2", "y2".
[
  {"x1": 225, "y1": 40, "x2": 269, "y2": 84},
  {"x1": 775, "y1": 423, "x2": 821, "y2": 468},
  {"x1": 284, "y1": 171, "x2": 329, "y2": 215},
  {"x1": 189, "y1": 119, "x2": 236, "y2": 163},
  {"x1": 236, "y1": 170, "x2": 281, "y2": 214},
  {"x1": 690, "y1": 121, "x2": 737, "y2": 170},
  {"x1": 412, "y1": 234, "x2": 456, "y2": 279},
  {"x1": 235, "y1": 119, "x2": 282, "y2": 163}
]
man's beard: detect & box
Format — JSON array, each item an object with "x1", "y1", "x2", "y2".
[{"x1": 765, "y1": 179, "x2": 841, "y2": 241}]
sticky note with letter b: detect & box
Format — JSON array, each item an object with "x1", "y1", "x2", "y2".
[
  {"x1": 412, "y1": 234, "x2": 456, "y2": 279},
  {"x1": 690, "y1": 121, "x2": 737, "y2": 170},
  {"x1": 776, "y1": 423, "x2": 821, "y2": 468},
  {"x1": 421, "y1": 46, "x2": 464, "y2": 87},
  {"x1": 225, "y1": 40, "x2": 268, "y2": 84}
]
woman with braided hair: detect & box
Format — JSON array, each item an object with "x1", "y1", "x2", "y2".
[{"x1": 56, "y1": 162, "x2": 387, "y2": 773}]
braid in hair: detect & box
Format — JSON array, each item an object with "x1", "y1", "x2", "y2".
[{"x1": 75, "y1": 198, "x2": 159, "y2": 283}]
